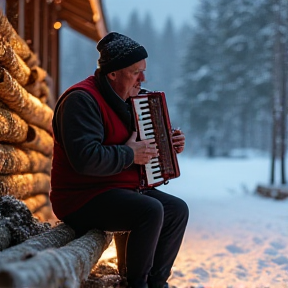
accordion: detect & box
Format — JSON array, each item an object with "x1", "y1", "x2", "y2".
[{"x1": 131, "y1": 90, "x2": 180, "y2": 188}]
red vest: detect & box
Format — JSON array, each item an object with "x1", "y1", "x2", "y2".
[{"x1": 50, "y1": 76, "x2": 140, "y2": 219}]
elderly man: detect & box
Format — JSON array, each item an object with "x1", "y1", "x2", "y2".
[{"x1": 50, "y1": 32, "x2": 189, "y2": 288}]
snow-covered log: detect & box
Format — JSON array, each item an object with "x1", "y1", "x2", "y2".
[
  {"x1": 0, "y1": 223, "x2": 11, "y2": 251},
  {"x1": 0, "y1": 195, "x2": 51, "y2": 249},
  {"x1": 0, "y1": 230, "x2": 112, "y2": 288},
  {"x1": 0, "y1": 223, "x2": 74, "y2": 263}
]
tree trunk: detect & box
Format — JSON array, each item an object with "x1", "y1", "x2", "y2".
[
  {"x1": 0, "y1": 173, "x2": 51, "y2": 198},
  {"x1": 0, "y1": 229, "x2": 112, "y2": 288},
  {"x1": 0, "y1": 67, "x2": 53, "y2": 134}
]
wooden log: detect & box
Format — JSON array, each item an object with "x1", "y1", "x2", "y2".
[
  {"x1": 22, "y1": 194, "x2": 54, "y2": 222},
  {"x1": 0, "y1": 144, "x2": 29, "y2": 174},
  {"x1": 0, "y1": 10, "x2": 33, "y2": 62},
  {"x1": 0, "y1": 173, "x2": 51, "y2": 199},
  {"x1": 256, "y1": 184, "x2": 288, "y2": 200},
  {"x1": 0, "y1": 144, "x2": 52, "y2": 175},
  {"x1": 40, "y1": 81, "x2": 51, "y2": 99},
  {"x1": 0, "y1": 223, "x2": 75, "y2": 263},
  {"x1": 20, "y1": 125, "x2": 53, "y2": 157},
  {"x1": 0, "y1": 107, "x2": 28, "y2": 143},
  {"x1": 0, "y1": 222, "x2": 11, "y2": 251},
  {"x1": 23, "y1": 149, "x2": 52, "y2": 174},
  {"x1": 24, "y1": 81, "x2": 47, "y2": 98},
  {"x1": 24, "y1": 52, "x2": 39, "y2": 69},
  {"x1": 32, "y1": 205, "x2": 55, "y2": 223},
  {"x1": 30, "y1": 66, "x2": 47, "y2": 83},
  {"x1": 0, "y1": 37, "x2": 31, "y2": 86},
  {"x1": 22, "y1": 194, "x2": 50, "y2": 214},
  {"x1": 24, "y1": 81, "x2": 51, "y2": 106},
  {"x1": 0, "y1": 230, "x2": 112, "y2": 288},
  {"x1": 0, "y1": 67, "x2": 53, "y2": 134}
]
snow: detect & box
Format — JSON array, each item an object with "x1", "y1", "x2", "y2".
[
  {"x1": 159, "y1": 155, "x2": 288, "y2": 287},
  {"x1": 161, "y1": 155, "x2": 274, "y2": 199}
]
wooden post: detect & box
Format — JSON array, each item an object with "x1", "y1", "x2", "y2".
[{"x1": 114, "y1": 232, "x2": 130, "y2": 277}]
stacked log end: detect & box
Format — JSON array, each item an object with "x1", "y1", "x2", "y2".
[{"x1": 0, "y1": 10, "x2": 54, "y2": 223}]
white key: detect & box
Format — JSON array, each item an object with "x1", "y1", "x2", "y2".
[
  {"x1": 145, "y1": 158, "x2": 164, "y2": 184},
  {"x1": 140, "y1": 108, "x2": 150, "y2": 114}
]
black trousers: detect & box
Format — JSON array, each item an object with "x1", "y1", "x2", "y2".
[{"x1": 63, "y1": 188, "x2": 189, "y2": 288}]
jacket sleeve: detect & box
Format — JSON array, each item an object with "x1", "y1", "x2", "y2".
[{"x1": 53, "y1": 90, "x2": 134, "y2": 176}]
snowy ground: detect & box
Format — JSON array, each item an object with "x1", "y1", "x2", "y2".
[
  {"x1": 99, "y1": 154, "x2": 288, "y2": 287},
  {"x1": 160, "y1": 155, "x2": 288, "y2": 288}
]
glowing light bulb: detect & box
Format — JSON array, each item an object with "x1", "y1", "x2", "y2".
[{"x1": 53, "y1": 21, "x2": 62, "y2": 30}]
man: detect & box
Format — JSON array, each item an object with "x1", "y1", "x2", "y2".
[{"x1": 50, "y1": 32, "x2": 189, "y2": 288}]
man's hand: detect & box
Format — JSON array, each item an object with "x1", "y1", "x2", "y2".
[
  {"x1": 125, "y1": 132, "x2": 158, "y2": 165},
  {"x1": 172, "y1": 128, "x2": 185, "y2": 154}
]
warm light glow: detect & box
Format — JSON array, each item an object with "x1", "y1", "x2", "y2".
[
  {"x1": 98, "y1": 239, "x2": 117, "y2": 264},
  {"x1": 89, "y1": 0, "x2": 101, "y2": 22},
  {"x1": 53, "y1": 21, "x2": 62, "y2": 30},
  {"x1": 93, "y1": 12, "x2": 100, "y2": 22}
]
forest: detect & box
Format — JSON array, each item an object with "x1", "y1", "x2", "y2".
[{"x1": 60, "y1": 0, "x2": 288, "y2": 157}]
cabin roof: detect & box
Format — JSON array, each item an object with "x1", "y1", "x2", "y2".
[{"x1": 56, "y1": 0, "x2": 108, "y2": 41}]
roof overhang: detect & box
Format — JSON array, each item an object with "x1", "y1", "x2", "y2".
[{"x1": 55, "y1": 0, "x2": 108, "y2": 42}]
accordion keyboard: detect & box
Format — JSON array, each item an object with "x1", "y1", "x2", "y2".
[{"x1": 133, "y1": 97, "x2": 165, "y2": 185}]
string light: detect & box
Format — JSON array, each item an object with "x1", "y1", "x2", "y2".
[{"x1": 53, "y1": 21, "x2": 62, "y2": 30}]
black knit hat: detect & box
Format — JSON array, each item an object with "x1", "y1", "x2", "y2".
[{"x1": 97, "y1": 32, "x2": 148, "y2": 74}]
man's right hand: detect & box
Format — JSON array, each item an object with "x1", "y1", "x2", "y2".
[{"x1": 125, "y1": 132, "x2": 158, "y2": 165}]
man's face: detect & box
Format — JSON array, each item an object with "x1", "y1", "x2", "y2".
[{"x1": 108, "y1": 59, "x2": 146, "y2": 101}]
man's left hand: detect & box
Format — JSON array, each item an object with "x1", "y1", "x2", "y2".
[{"x1": 172, "y1": 129, "x2": 185, "y2": 154}]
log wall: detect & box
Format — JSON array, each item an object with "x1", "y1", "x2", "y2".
[{"x1": 0, "y1": 10, "x2": 54, "y2": 222}]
